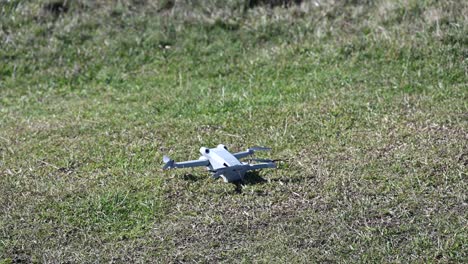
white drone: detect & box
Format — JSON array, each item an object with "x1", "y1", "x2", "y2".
[{"x1": 163, "y1": 144, "x2": 276, "y2": 183}]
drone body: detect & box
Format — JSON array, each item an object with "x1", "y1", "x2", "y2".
[{"x1": 163, "y1": 144, "x2": 276, "y2": 182}]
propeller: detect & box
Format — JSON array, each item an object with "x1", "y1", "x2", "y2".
[
  {"x1": 249, "y1": 146, "x2": 271, "y2": 152},
  {"x1": 249, "y1": 158, "x2": 284, "y2": 163},
  {"x1": 162, "y1": 155, "x2": 175, "y2": 169},
  {"x1": 249, "y1": 158, "x2": 274, "y2": 163}
]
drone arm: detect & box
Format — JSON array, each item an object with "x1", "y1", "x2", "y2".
[
  {"x1": 173, "y1": 159, "x2": 209, "y2": 168},
  {"x1": 232, "y1": 149, "x2": 254, "y2": 159},
  {"x1": 163, "y1": 156, "x2": 209, "y2": 169},
  {"x1": 233, "y1": 146, "x2": 271, "y2": 159},
  {"x1": 247, "y1": 162, "x2": 276, "y2": 171}
]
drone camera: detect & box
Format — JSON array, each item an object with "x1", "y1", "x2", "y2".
[{"x1": 200, "y1": 147, "x2": 210, "y2": 154}]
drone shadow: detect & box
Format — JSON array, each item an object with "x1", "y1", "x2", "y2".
[
  {"x1": 232, "y1": 171, "x2": 267, "y2": 194},
  {"x1": 181, "y1": 173, "x2": 203, "y2": 182},
  {"x1": 242, "y1": 171, "x2": 267, "y2": 185},
  {"x1": 179, "y1": 171, "x2": 267, "y2": 194}
]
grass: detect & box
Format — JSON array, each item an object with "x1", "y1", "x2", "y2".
[{"x1": 1, "y1": 0, "x2": 467, "y2": 262}]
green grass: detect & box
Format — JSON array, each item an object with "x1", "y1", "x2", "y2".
[{"x1": 1, "y1": 0, "x2": 467, "y2": 262}]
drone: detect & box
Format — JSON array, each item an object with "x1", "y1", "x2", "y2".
[{"x1": 162, "y1": 144, "x2": 276, "y2": 183}]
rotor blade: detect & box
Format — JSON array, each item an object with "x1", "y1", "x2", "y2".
[
  {"x1": 162, "y1": 156, "x2": 175, "y2": 170},
  {"x1": 249, "y1": 146, "x2": 271, "y2": 152},
  {"x1": 163, "y1": 162, "x2": 174, "y2": 170},
  {"x1": 249, "y1": 158, "x2": 273, "y2": 163}
]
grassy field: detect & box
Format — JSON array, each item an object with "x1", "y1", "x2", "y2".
[{"x1": 1, "y1": 0, "x2": 467, "y2": 262}]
